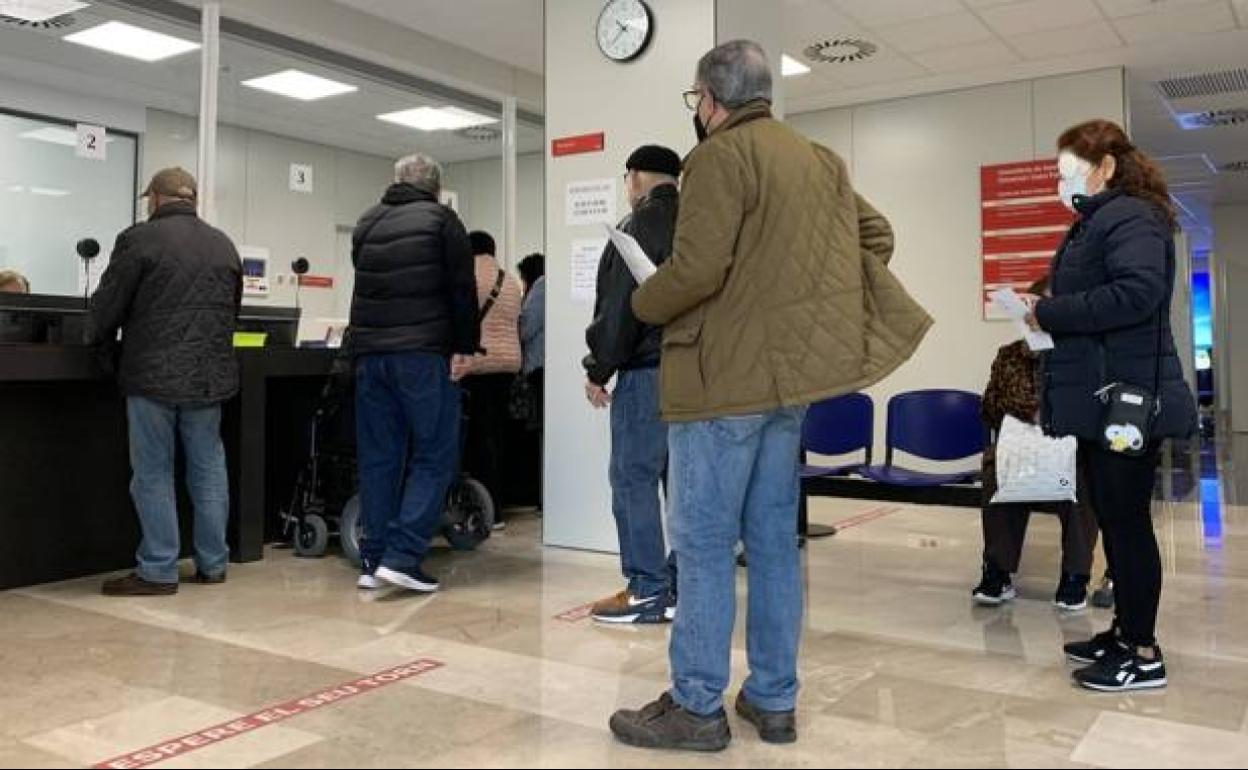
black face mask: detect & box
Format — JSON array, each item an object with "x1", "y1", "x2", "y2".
[{"x1": 693, "y1": 92, "x2": 711, "y2": 143}]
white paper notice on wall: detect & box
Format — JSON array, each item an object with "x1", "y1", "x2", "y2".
[
  {"x1": 566, "y1": 178, "x2": 617, "y2": 227},
  {"x1": 76, "y1": 123, "x2": 107, "y2": 161},
  {"x1": 289, "y1": 163, "x2": 314, "y2": 194},
  {"x1": 571, "y1": 238, "x2": 608, "y2": 303}
]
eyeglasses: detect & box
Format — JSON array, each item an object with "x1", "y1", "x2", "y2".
[{"x1": 683, "y1": 89, "x2": 702, "y2": 111}]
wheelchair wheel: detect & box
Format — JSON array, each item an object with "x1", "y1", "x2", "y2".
[
  {"x1": 443, "y1": 477, "x2": 495, "y2": 551},
  {"x1": 339, "y1": 495, "x2": 363, "y2": 567},
  {"x1": 295, "y1": 513, "x2": 329, "y2": 558}
]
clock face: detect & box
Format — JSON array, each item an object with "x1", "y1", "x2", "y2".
[{"x1": 596, "y1": 0, "x2": 653, "y2": 62}]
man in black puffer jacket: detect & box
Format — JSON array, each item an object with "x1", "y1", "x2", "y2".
[
  {"x1": 350, "y1": 153, "x2": 480, "y2": 594},
  {"x1": 583, "y1": 145, "x2": 681, "y2": 625},
  {"x1": 91, "y1": 167, "x2": 242, "y2": 597}
]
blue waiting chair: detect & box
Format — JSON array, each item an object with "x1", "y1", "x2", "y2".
[
  {"x1": 801, "y1": 393, "x2": 874, "y2": 479},
  {"x1": 864, "y1": 389, "x2": 984, "y2": 487}
]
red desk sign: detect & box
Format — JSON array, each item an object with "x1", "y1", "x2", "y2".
[
  {"x1": 552, "y1": 132, "x2": 605, "y2": 157},
  {"x1": 298, "y1": 275, "x2": 333, "y2": 289}
]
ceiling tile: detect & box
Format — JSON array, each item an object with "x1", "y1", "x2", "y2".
[
  {"x1": 1111, "y1": 1, "x2": 1238, "y2": 43},
  {"x1": 977, "y1": 0, "x2": 1104, "y2": 37},
  {"x1": 910, "y1": 38, "x2": 1021, "y2": 73},
  {"x1": 809, "y1": 47, "x2": 930, "y2": 87},
  {"x1": 826, "y1": 0, "x2": 963, "y2": 26},
  {"x1": 962, "y1": 0, "x2": 1030, "y2": 7},
  {"x1": 1008, "y1": 20, "x2": 1122, "y2": 58},
  {"x1": 874, "y1": 11, "x2": 996, "y2": 54}
]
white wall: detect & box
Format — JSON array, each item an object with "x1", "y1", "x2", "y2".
[
  {"x1": 144, "y1": 109, "x2": 393, "y2": 339},
  {"x1": 443, "y1": 153, "x2": 545, "y2": 265},
  {"x1": 544, "y1": 0, "x2": 716, "y2": 552},
  {"x1": 1214, "y1": 203, "x2": 1248, "y2": 432},
  {"x1": 789, "y1": 68, "x2": 1126, "y2": 461}
]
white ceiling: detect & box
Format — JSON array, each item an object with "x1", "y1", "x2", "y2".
[
  {"x1": 0, "y1": 3, "x2": 542, "y2": 163},
  {"x1": 332, "y1": 0, "x2": 545, "y2": 74},
  {"x1": 333, "y1": 0, "x2": 1248, "y2": 236}
]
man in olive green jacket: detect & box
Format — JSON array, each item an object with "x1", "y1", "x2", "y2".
[{"x1": 609, "y1": 40, "x2": 931, "y2": 753}]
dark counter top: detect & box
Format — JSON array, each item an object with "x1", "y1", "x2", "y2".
[{"x1": 0, "y1": 344, "x2": 339, "y2": 383}]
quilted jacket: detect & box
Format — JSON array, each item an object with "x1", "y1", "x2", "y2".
[
  {"x1": 632, "y1": 100, "x2": 933, "y2": 422},
  {"x1": 90, "y1": 201, "x2": 242, "y2": 405}
]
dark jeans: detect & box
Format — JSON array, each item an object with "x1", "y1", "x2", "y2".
[
  {"x1": 464, "y1": 373, "x2": 514, "y2": 516},
  {"x1": 609, "y1": 367, "x2": 672, "y2": 599},
  {"x1": 1083, "y1": 442, "x2": 1163, "y2": 647},
  {"x1": 981, "y1": 450, "x2": 1099, "y2": 576},
  {"x1": 356, "y1": 352, "x2": 459, "y2": 573}
]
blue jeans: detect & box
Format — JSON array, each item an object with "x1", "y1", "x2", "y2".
[
  {"x1": 356, "y1": 352, "x2": 460, "y2": 574},
  {"x1": 668, "y1": 407, "x2": 806, "y2": 716},
  {"x1": 609, "y1": 368, "x2": 672, "y2": 599},
  {"x1": 127, "y1": 397, "x2": 230, "y2": 584}
]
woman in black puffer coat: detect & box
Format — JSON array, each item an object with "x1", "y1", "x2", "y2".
[{"x1": 1025, "y1": 119, "x2": 1196, "y2": 694}]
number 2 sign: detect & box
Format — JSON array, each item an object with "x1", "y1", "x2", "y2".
[{"x1": 76, "y1": 123, "x2": 107, "y2": 161}]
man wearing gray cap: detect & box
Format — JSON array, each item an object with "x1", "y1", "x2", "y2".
[{"x1": 91, "y1": 166, "x2": 243, "y2": 596}]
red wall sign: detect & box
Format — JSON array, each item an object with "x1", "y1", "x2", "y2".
[
  {"x1": 298, "y1": 275, "x2": 334, "y2": 289},
  {"x1": 552, "y1": 132, "x2": 605, "y2": 157},
  {"x1": 980, "y1": 159, "x2": 1075, "y2": 318}
]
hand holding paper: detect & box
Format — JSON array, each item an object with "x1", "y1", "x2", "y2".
[
  {"x1": 604, "y1": 224, "x2": 657, "y2": 284},
  {"x1": 990, "y1": 288, "x2": 1055, "y2": 352}
]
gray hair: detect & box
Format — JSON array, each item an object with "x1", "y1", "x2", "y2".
[
  {"x1": 695, "y1": 39, "x2": 772, "y2": 108},
  {"x1": 394, "y1": 153, "x2": 442, "y2": 193}
]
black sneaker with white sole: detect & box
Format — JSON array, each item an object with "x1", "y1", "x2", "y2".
[
  {"x1": 972, "y1": 563, "x2": 1016, "y2": 606},
  {"x1": 1054, "y1": 573, "x2": 1090, "y2": 611},
  {"x1": 1073, "y1": 646, "x2": 1167, "y2": 692},
  {"x1": 375, "y1": 565, "x2": 440, "y2": 593},
  {"x1": 1064, "y1": 625, "x2": 1121, "y2": 665},
  {"x1": 357, "y1": 558, "x2": 380, "y2": 590}
]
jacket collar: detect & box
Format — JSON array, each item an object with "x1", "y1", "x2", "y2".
[
  {"x1": 1072, "y1": 187, "x2": 1123, "y2": 218},
  {"x1": 708, "y1": 99, "x2": 773, "y2": 138},
  {"x1": 383, "y1": 183, "x2": 438, "y2": 205},
  {"x1": 150, "y1": 199, "x2": 198, "y2": 220},
  {"x1": 639, "y1": 183, "x2": 679, "y2": 204}
]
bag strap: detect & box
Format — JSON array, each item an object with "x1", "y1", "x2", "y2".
[{"x1": 478, "y1": 268, "x2": 506, "y2": 323}]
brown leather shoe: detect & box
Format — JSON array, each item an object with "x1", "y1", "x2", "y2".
[
  {"x1": 182, "y1": 571, "x2": 227, "y2": 585},
  {"x1": 102, "y1": 573, "x2": 178, "y2": 596}
]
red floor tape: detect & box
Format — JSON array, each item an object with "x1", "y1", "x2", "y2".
[{"x1": 95, "y1": 659, "x2": 443, "y2": 769}]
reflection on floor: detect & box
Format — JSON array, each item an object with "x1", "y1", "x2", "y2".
[{"x1": 3, "y1": 486, "x2": 1248, "y2": 768}]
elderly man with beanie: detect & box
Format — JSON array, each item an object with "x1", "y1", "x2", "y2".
[{"x1": 585, "y1": 144, "x2": 682, "y2": 624}]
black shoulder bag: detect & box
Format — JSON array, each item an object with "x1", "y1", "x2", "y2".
[{"x1": 1096, "y1": 248, "x2": 1172, "y2": 457}]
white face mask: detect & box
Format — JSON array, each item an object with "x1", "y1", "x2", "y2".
[{"x1": 1057, "y1": 151, "x2": 1093, "y2": 210}]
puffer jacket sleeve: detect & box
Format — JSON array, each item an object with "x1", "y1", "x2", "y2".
[
  {"x1": 90, "y1": 229, "x2": 144, "y2": 344},
  {"x1": 1036, "y1": 206, "x2": 1168, "y2": 335}
]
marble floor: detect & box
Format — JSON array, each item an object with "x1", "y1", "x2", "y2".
[{"x1": 3, "y1": 484, "x2": 1247, "y2": 768}]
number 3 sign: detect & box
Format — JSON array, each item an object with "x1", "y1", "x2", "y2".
[
  {"x1": 76, "y1": 123, "x2": 107, "y2": 161},
  {"x1": 290, "y1": 163, "x2": 314, "y2": 194}
]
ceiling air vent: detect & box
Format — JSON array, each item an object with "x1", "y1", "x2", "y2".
[
  {"x1": 1156, "y1": 68, "x2": 1248, "y2": 100},
  {"x1": 1177, "y1": 108, "x2": 1248, "y2": 129},
  {"x1": 804, "y1": 38, "x2": 878, "y2": 65},
  {"x1": 1222, "y1": 160, "x2": 1248, "y2": 174},
  {"x1": 0, "y1": 12, "x2": 77, "y2": 30},
  {"x1": 456, "y1": 125, "x2": 501, "y2": 143}
]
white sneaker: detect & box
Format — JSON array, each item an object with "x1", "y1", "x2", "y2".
[{"x1": 357, "y1": 573, "x2": 380, "y2": 590}]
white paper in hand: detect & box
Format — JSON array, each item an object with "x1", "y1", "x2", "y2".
[
  {"x1": 990, "y1": 288, "x2": 1054, "y2": 352},
  {"x1": 604, "y1": 224, "x2": 657, "y2": 284}
]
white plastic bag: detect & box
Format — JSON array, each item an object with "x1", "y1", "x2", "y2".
[{"x1": 991, "y1": 415, "x2": 1078, "y2": 504}]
